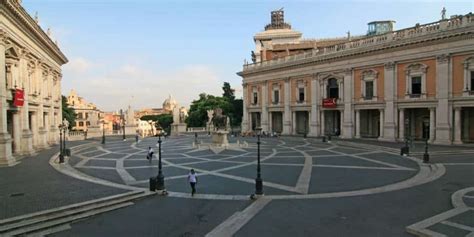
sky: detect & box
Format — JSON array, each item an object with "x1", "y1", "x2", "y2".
[{"x1": 22, "y1": 0, "x2": 473, "y2": 111}]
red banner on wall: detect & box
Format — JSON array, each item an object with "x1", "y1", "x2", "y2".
[
  {"x1": 13, "y1": 89, "x2": 24, "y2": 107},
  {"x1": 322, "y1": 98, "x2": 337, "y2": 108}
]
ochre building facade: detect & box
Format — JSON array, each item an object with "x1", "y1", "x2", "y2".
[
  {"x1": 238, "y1": 10, "x2": 474, "y2": 144},
  {"x1": 0, "y1": 0, "x2": 68, "y2": 166}
]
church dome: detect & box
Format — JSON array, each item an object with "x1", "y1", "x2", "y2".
[{"x1": 162, "y1": 95, "x2": 177, "y2": 111}]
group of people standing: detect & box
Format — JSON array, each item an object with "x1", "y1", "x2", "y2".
[{"x1": 147, "y1": 146, "x2": 198, "y2": 196}]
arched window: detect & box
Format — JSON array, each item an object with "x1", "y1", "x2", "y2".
[{"x1": 327, "y1": 78, "x2": 339, "y2": 99}]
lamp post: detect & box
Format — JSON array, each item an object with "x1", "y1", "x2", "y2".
[
  {"x1": 423, "y1": 138, "x2": 430, "y2": 163},
  {"x1": 58, "y1": 124, "x2": 64, "y2": 163},
  {"x1": 63, "y1": 124, "x2": 67, "y2": 156},
  {"x1": 101, "y1": 121, "x2": 106, "y2": 144},
  {"x1": 254, "y1": 127, "x2": 263, "y2": 197},
  {"x1": 156, "y1": 128, "x2": 165, "y2": 191},
  {"x1": 400, "y1": 118, "x2": 410, "y2": 156},
  {"x1": 120, "y1": 109, "x2": 126, "y2": 141}
]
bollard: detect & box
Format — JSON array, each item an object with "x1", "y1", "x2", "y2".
[
  {"x1": 327, "y1": 135, "x2": 332, "y2": 142},
  {"x1": 322, "y1": 136, "x2": 326, "y2": 143}
]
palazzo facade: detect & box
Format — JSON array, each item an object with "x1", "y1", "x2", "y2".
[
  {"x1": 238, "y1": 10, "x2": 474, "y2": 144},
  {"x1": 0, "y1": 0, "x2": 68, "y2": 166}
]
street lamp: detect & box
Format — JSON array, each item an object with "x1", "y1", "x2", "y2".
[
  {"x1": 156, "y1": 126, "x2": 165, "y2": 191},
  {"x1": 101, "y1": 120, "x2": 106, "y2": 144},
  {"x1": 254, "y1": 127, "x2": 263, "y2": 197},
  {"x1": 58, "y1": 124, "x2": 64, "y2": 163}
]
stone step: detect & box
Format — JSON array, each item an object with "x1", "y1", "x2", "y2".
[
  {"x1": 0, "y1": 190, "x2": 142, "y2": 226},
  {"x1": 0, "y1": 190, "x2": 154, "y2": 236}
]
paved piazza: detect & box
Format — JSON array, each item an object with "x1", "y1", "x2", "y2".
[
  {"x1": 43, "y1": 135, "x2": 474, "y2": 236},
  {"x1": 61, "y1": 135, "x2": 440, "y2": 200}
]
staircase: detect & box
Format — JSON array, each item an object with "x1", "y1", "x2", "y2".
[{"x1": 0, "y1": 190, "x2": 154, "y2": 236}]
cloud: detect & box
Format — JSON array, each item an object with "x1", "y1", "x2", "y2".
[
  {"x1": 63, "y1": 57, "x2": 93, "y2": 74},
  {"x1": 61, "y1": 63, "x2": 229, "y2": 112}
]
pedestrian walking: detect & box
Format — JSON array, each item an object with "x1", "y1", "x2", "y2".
[
  {"x1": 187, "y1": 169, "x2": 198, "y2": 196},
  {"x1": 147, "y1": 146, "x2": 154, "y2": 161},
  {"x1": 135, "y1": 133, "x2": 139, "y2": 143}
]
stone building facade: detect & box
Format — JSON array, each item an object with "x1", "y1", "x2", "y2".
[
  {"x1": 67, "y1": 89, "x2": 101, "y2": 131},
  {"x1": 238, "y1": 10, "x2": 474, "y2": 144},
  {"x1": 0, "y1": 0, "x2": 68, "y2": 166}
]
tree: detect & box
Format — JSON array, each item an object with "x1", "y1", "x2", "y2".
[
  {"x1": 62, "y1": 95, "x2": 76, "y2": 130},
  {"x1": 140, "y1": 114, "x2": 173, "y2": 134},
  {"x1": 186, "y1": 82, "x2": 243, "y2": 128}
]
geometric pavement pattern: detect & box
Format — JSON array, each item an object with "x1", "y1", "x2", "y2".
[{"x1": 67, "y1": 135, "x2": 421, "y2": 198}]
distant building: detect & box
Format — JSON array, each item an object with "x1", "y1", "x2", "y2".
[
  {"x1": 67, "y1": 90, "x2": 101, "y2": 132},
  {"x1": 239, "y1": 9, "x2": 474, "y2": 144},
  {"x1": 0, "y1": 1, "x2": 68, "y2": 166}
]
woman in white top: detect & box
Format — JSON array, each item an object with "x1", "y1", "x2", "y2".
[{"x1": 188, "y1": 169, "x2": 198, "y2": 196}]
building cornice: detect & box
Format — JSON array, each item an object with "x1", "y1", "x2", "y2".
[
  {"x1": 0, "y1": 0, "x2": 68, "y2": 65},
  {"x1": 240, "y1": 14, "x2": 474, "y2": 77}
]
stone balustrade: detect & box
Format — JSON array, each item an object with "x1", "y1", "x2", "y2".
[{"x1": 243, "y1": 13, "x2": 473, "y2": 71}]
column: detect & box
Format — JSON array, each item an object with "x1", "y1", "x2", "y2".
[
  {"x1": 292, "y1": 111, "x2": 296, "y2": 135},
  {"x1": 12, "y1": 112, "x2": 21, "y2": 154},
  {"x1": 0, "y1": 38, "x2": 15, "y2": 166},
  {"x1": 320, "y1": 111, "x2": 325, "y2": 135},
  {"x1": 19, "y1": 57, "x2": 34, "y2": 155},
  {"x1": 309, "y1": 76, "x2": 320, "y2": 137},
  {"x1": 282, "y1": 78, "x2": 291, "y2": 135},
  {"x1": 378, "y1": 109, "x2": 384, "y2": 139},
  {"x1": 268, "y1": 112, "x2": 272, "y2": 133},
  {"x1": 383, "y1": 62, "x2": 397, "y2": 141},
  {"x1": 398, "y1": 109, "x2": 405, "y2": 140},
  {"x1": 434, "y1": 54, "x2": 451, "y2": 144},
  {"x1": 341, "y1": 69, "x2": 353, "y2": 138},
  {"x1": 453, "y1": 107, "x2": 462, "y2": 144},
  {"x1": 355, "y1": 110, "x2": 361, "y2": 138},
  {"x1": 261, "y1": 82, "x2": 269, "y2": 132},
  {"x1": 241, "y1": 83, "x2": 249, "y2": 132},
  {"x1": 429, "y1": 108, "x2": 436, "y2": 143}
]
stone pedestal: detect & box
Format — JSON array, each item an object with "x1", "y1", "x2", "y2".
[
  {"x1": 212, "y1": 130, "x2": 229, "y2": 147},
  {"x1": 0, "y1": 133, "x2": 16, "y2": 166},
  {"x1": 171, "y1": 123, "x2": 186, "y2": 136},
  {"x1": 87, "y1": 126, "x2": 102, "y2": 138},
  {"x1": 125, "y1": 125, "x2": 137, "y2": 136}
]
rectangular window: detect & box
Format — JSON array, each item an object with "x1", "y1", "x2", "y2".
[
  {"x1": 86, "y1": 121, "x2": 90, "y2": 126},
  {"x1": 298, "y1": 88, "x2": 305, "y2": 102},
  {"x1": 365, "y1": 81, "x2": 374, "y2": 99},
  {"x1": 253, "y1": 92, "x2": 258, "y2": 104},
  {"x1": 471, "y1": 71, "x2": 474, "y2": 92},
  {"x1": 273, "y1": 90, "x2": 279, "y2": 104},
  {"x1": 77, "y1": 113, "x2": 83, "y2": 119},
  {"x1": 79, "y1": 122, "x2": 84, "y2": 126},
  {"x1": 411, "y1": 76, "x2": 422, "y2": 95}
]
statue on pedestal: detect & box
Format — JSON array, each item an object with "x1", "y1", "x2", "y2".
[{"x1": 211, "y1": 108, "x2": 228, "y2": 131}]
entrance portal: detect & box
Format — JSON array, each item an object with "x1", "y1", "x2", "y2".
[
  {"x1": 271, "y1": 112, "x2": 283, "y2": 133},
  {"x1": 295, "y1": 111, "x2": 309, "y2": 135},
  {"x1": 324, "y1": 110, "x2": 341, "y2": 136}
]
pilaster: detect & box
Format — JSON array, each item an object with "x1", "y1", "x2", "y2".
[
  {"x1": 241, "y1": 83, "x2": 249, "y2": 132},
  {"x1": 309, "y1": 75, "x2": 320, "y2": 136},
  {"x1": 341, "y1": 68, "x2": 353, "y2": 138},
  {"x1": 261, "y1": 82, "x2": 269, "y2": 132},
  {"x1": 382, "y1": 62, "x2": 397, "y2": 141},
  {"x1": 434, "y1": 54, "x2": 452, "y2": 144},
  {"x1": 282, "y1": 78, "x2": 291, "y2": 135},
  {"x1": 0, "y1": 38, "x2": 16, "y2": 166}
]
